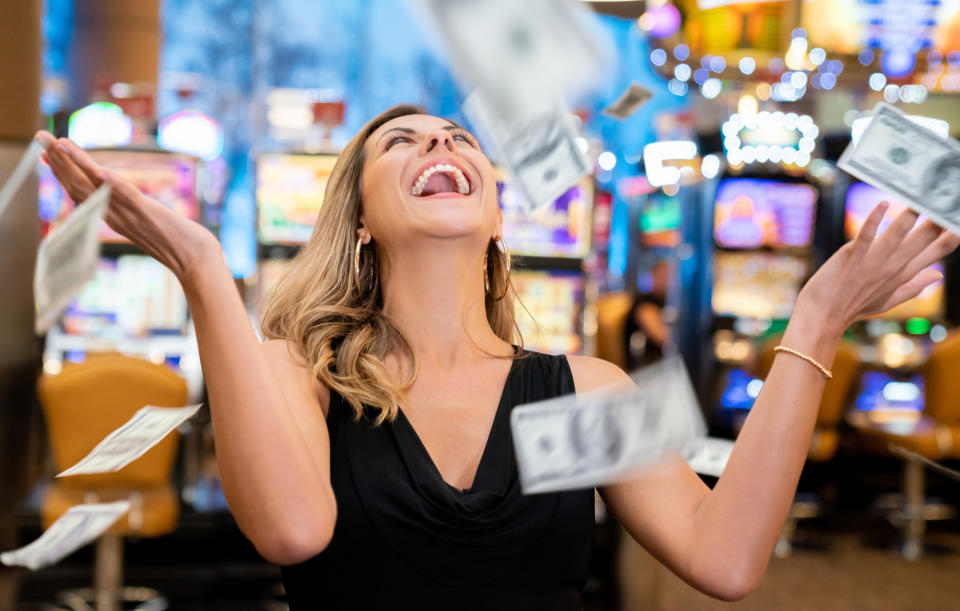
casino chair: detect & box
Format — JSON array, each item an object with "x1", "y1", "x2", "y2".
[
  {"x1": 594, "y1": 291, "x2": 634, "y2": 371},
  {"x1": 851, "y1": 331, "x2": 960, "y2": 560},
  {"x1": 38, "y1": 353, "x2": 187, "y2": 611},
  {"x1": 755, "y1": 336, "x2": 860, "y2": 557}
]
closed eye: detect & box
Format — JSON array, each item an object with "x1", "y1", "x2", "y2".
[{"x1": 384, "y1": 135, "x2": 412, "y2": 151}]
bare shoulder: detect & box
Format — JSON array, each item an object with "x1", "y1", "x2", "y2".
[
  {"x1": 261, "y1": 338, "x2": 331, "y2": 412},
  {"x1": 565, "y1": 354, "x2": 634, "y2": 394}
]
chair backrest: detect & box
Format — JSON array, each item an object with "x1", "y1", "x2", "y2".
[
  {"x1": 756, "y1": 336, "x2": 859, "y2": 428},
  {"x1": 595, "y1": 292, "x2": 634, "y2": 370},
  {"x1": 921, "y1": 331, "x2": 960, "y2": 425},
  {"x1": 38, "y1": 353, "x2": 188, "y2": 490}
]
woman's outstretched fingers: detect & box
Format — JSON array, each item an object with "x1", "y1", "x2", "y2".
[
  {"x1": 896, "y1": 218, "x2": 947, "y2": 263},
  {"x1": 59, "y1": 138, "x2": 105, "y2": 187},
  {"x1": 38, "y1": 136, "x2": 96, "y2": 202},
  {"x1": 878, "y1": 267, "x2": 944, "y2": 313},
  {"x1": 875, "y1": 207, "x2": 920, "y2": 251},
  {"x1": 853, "y1": 201, "x2": 887, "y2": 250}
]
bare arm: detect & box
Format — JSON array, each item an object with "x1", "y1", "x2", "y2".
[
  {"x1": 36, "y1": 133, "x2": 337, "y2": 565},
  {"x1": 571, "y1": 203, "x2": 960, "y2": 601}
]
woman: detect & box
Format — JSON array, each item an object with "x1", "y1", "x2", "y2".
[{"x1": 36, "y1": 104, "x2": 958, "y2": 609}]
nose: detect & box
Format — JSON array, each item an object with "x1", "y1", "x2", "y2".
[{"x1": 420, "y1": 129, "x2": 455, "y2": 155}]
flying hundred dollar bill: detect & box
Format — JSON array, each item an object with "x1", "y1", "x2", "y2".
[
  {"x1": 464, "y1": 91, "x2": 591, "y2": 210},
  {"x1": 839, "y1": 102, "x2": 960, "y2": 236},
  {"x1": 1, "y1": 502, "x2": 130, "y2": 571},
  {"x1": 0, "y1": 140, "x2": 42, "y2": 221},
  {"x1": 602, "y1": 82, "x2": 653, "y2": 120},
  {"x1": 58, "y1": 404, "x2": 203, "y2": 477},
  {"x1": 683, "y1": 437, "x2": 734, "y2": 478},
  {"x1": 511, "y1": 356, "x2": 705, "y2": 494},
  {"x1": 409, "y1": 0, "x2": 608, "y2": 211},
  {"x1": 408, "y1": 0, "x2": 611, "y2": 115},
  {"x1": 34, "y1": 184, "x2": 111, "y2": 334}
]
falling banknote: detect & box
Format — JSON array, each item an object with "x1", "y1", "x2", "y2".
[
  {"x1": 409, "y1": 0, "x2": 610, "y2": 115},
  {"x1": 683, "y1": 437, "x2": 735, "y2": 478},
  {"x1": 602, "y1": 82, "x2": 653, "y2": 120},
  {"x1": 511, "y1": 356, "x2": 706, "y2": 493},
  {"x1": 58, "y1": 404, "x2": 203, "y2": 477},
  {"x1": 409, "y1": 0, "x2": 606, "y2": 211},
  {"x1": 0, "y1": 140, "x2": 43, "y2": 221},
  {"x1": 839, "y1": 102, "x2": 960, "y2": 236},
  {"x1": 464, "y1": 91, "x2": 591, "y2": 211},
  {"x1": 34, "y1": 184, "x2": 111, "y2": 334},
  {"x1": 1, "y1": 502, "x2": 130, "y2": 571}
]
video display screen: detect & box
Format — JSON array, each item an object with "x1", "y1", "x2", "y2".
[
  {"x1": 713, "y1": 178, "x2": 817, "y2": 250},
  {"x1": 257, "y1": 153, "x2": 338, "y2": 245},
  {"x1": 40, "y1": 150, "x2": 200, "y2": 243},
  {"x1": 63, "y1": 255, "x2": 189, "y2": 338},
  {"x1": 498, "y1": 169, "x2": 593, "y2": 259},
  {"x1": 853, "y1": 371, "x2": 925, "y2": 413},
  {"x1": 846, "y1": 182, "x2": 945, "y2": 320},
  {"x1": 640, "y1": 192, "x2": 682, "y2": 248},
  {"x1": 712, "y1": 251, "x2": 808, "y2": 319},
  {"x1": 512, "y1": 269, "x2": 583, "y2": 355},
  {"x1": 802, "y1": 0, "x2": 960, "y2": 55}
]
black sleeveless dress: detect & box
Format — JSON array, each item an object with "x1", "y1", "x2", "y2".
[{"x1": 281, "y1": 351, "x2": 595, "y2": 610}]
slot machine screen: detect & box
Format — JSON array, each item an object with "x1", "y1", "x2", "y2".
[
  {"x1": 846, "y1": 182, "x2": 945, "y2": 320},
  {"x1": 714, "y1": 178, "x2": 817, "y2": 250},
  {"x1": 512, "y1": 270, "x2": 584, "y2": 354},
  {"x1": 257, "y1": 153, "x2": 338, "y2": 245},
  {"x1": 498, "y1": 169, "x2": 593, "y2": 259},
  {"x1": 63, "y1": 255, "x2": 189, "y2": 338},
  {"x1": 640, "y1": 192, "x2": 682, "y2": 248},
  {"x1": 39, "y1": 150, "x2": 200, "y2": 242},
  {"x1": 712, "y1": 252, "x2": 808, "y2": 319}
]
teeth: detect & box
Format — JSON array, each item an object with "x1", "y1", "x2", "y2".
[{"x1": 410, "y1": 163, "x2": 471, "y2": 196}]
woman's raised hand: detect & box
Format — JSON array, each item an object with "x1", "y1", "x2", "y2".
[
  {"x1": 798, "y1": 202, "x2": 960, "y2": 334},
  {"x1": 34, "y1": 131, "x2": 221, "y2": 282}
]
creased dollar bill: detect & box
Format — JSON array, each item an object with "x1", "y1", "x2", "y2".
[
  {"x1": 409, "y1": 0, "x2": 605, "y2": 212},
  {"x1": 683, "y1": 437, "x2": 734, "y2": 478},
  {"x1": 511, "y1": 356, "x2": 705, "y2": 493},
  {"x1": 58, "y1": 404, "x2": 203, "y2": 477},
  {"x1": 602, "y1": 83, "x2": 653, "y2": 120},
  {"x1": 0, "y1": 140, "x2": 43, "y2": 221},
  {"x1": 1, "y1": 502, "x2": 130, "y2": 571},
  {"x1": 464, "y1": 91, "x2": 591, "y2": 211},
  {"x1": 839, "y1": 102, "x2": 960, "y2": 237},
  {"x1": 34, "y1": 184, "x2": 111, "y2": 334},
  {"x1": 408, "y1": 0, "x2": 611, "y2": 116}
]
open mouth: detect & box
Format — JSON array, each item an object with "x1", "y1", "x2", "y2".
[{"x1": 410, "y1": 162, "x2": 472, "y2": 197}]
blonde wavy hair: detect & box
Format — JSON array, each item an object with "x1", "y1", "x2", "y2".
[{"x1": 261, "y1": 104, "x2": 520, "y2": 424}]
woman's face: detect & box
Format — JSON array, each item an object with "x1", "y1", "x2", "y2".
[{"x1": 360, "y1": 114, "x2": 500, "y2": 249}]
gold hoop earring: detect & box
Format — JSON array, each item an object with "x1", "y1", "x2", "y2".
[
  {"x1": 354, "y1": 237, "x2": 364, "y2": 292},
  {"x1": 483, "y1": 251, "x2": 490, "y2": 293},
  {"x1": 497, "y1": 237, "x2": 511, "y2": 275}
]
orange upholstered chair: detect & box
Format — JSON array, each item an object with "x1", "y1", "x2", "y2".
[
  {"x1": 755, "y1": 336, "x2": 860, "y2": 556},
  {"x1": 595, "y1": 292, "x2": 634, "y2": 370},
  {"x1": 38, "y1": 353, "x2": 188, "y2": 610},
  {"x1": 851, "y1": 331, "x2": 960, "y2": 559}
]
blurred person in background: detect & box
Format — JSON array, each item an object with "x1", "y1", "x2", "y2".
[
  {"x1": 624, "y1": 258, "x2": 672, "y2": 371},
  {"x1": 35, "y1": 104, "x2": 960, "y2": 609}
]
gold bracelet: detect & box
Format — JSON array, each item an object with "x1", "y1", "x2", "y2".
[{"x1": 773, "y1": 345, "x2": 833, "y2": 379}]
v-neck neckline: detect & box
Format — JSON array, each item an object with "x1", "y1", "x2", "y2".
[{"x1": 396, "y1": 354, "x2": 520, "y2": 495}]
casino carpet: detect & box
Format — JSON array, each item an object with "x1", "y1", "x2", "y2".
[{"x1": 620, "y1": 527, "x2": 960, "y2": 611}]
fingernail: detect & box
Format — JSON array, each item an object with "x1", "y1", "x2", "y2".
[{"x1": 58, "y1": 142, "x2": 70, "y2": 155}]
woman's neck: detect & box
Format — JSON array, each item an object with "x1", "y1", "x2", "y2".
[{"x1": 378, "y1": 239, "x2": 512, "y2": 369}]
